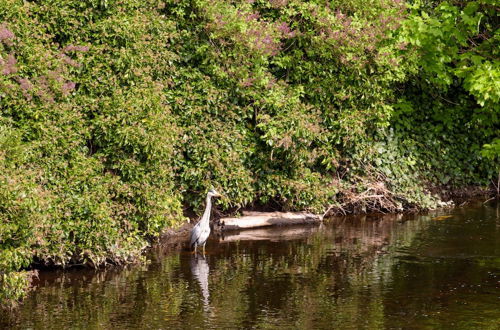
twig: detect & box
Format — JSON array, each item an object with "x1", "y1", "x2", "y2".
[
  {"x1": 483, "y1": 196, "x2": 496, "y2": 204},
  {"x1": 321, "y1": 205, "x2": 334, "y2": 219}
]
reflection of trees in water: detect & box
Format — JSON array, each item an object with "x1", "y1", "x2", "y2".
[
  {"x1": 0, "y1": 210, "x2": 454, "y2": 329},
  {"x1": 202, "y1": 213, "x2": 436, "y2": 328},
  {"x1": 1, "y1": 256, "x2": 192, "y2": 329}
]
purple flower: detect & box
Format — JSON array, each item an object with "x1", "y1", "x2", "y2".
[
  {"x1": 241, "y1": 77, "x2": 255, "y2": 87},
  {"x1": 269, "y1": 0, "x2": 288, "y2": 8},
  {"x1": 277, "y1": 22, "x2": 295, "y2": 37},
  {"x1": 17, "y1": 77, "x2": 33, "y2": 91},
  {"x1": 63, "y1": 44, "x2": 90, "y2": 52},
  {"x1": 16, "y1": 77, "x2": 33, "y2": 100},
  {"x1": 2, "y1": 54, "x2": 17, "y2": 75},
  {"x1": 266, "y1": 78, "x2": 276, "y2": 88},
  {"x1": 61, "y1": 81, "x2": 76, "y2": 96},
  {"x1": 0, "y1": 25, "x2": 15, "y2": 43},
  {"x1": 61, "y1": 55, "x2": 81, "y2": 68},
  {"x1": 246, "y1": 13, "x2": 260, "y2": 22},
  {"x1": 48, "y1": 69, "x2": 64, "y2": 83}
]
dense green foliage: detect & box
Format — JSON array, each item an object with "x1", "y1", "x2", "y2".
[{"x1": 1, "y1": 0, "x2": 498, "y2": 304}]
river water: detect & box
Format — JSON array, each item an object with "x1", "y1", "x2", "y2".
[{"x1": 2, "y1": 200, "x2": 499, "y2": 329}]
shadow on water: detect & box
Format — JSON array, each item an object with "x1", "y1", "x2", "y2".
[{"x1": 1, "y1": 199, "x2": 499, "y2": 329}]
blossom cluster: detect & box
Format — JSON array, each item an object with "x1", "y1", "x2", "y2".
[
  {"x1": 0, "y1": 24, "x2": 15, "y2": 45},
  {"x1": 0, "y1": 38, "x2": 87, "y2": 101},
  {"x1": 208, "y1": 2, "x2": 296, "y2": 58},
  {"x1": 311, "y1": 1, "x2": 406, "y2": 67}
]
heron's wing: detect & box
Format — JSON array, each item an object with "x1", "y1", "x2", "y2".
[{"x1": 190, "y1": 222, "x2": 202, "y2": 246}]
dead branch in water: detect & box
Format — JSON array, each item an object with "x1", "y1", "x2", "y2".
[{"x1": 215, "y1": 211, "x2": 321, "y2": 231}]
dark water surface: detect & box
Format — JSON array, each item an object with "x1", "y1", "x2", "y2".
[{"x1": 2, "y1": 200, "x2": 499, "y2": 329}]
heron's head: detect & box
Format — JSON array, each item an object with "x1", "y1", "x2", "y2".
[{"x1": 207, "y1": 189, "x2": 222, "y2": 198}]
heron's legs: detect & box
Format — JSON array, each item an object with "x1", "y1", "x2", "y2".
[
  {"x1": 202, "y1": 242, "x2": 206, "y2": 255},
  {"x1": 193, "y1": 244, "x2": 198, "y2": 254}
]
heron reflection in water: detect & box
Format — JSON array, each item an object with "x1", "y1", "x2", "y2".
[
  {"x1": 190, "y1": 189, "x2": 222, "y2": 254},
  {"x1": 190, "y1": 255, "x2": 211, "y2": 311}
]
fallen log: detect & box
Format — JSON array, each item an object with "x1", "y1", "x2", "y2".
[
  {"x1": 215, "y1": 211, "x2": 322, "y2": 231},
  {"x1": 218, "y1": 225, "x2": 322, "y2": 242}
]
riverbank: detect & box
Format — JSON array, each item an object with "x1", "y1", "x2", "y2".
[
  {"x1": 164, "y1": 185, "x2": 496, "y2": 241},
  {"x1": 1, "y1": 184, "x2": 496, "y2": 309},
  {"x1": 151, "y1": 186, "x2": 497, "y2": 257}
]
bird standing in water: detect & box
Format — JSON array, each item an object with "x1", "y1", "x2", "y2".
[{"x1": 190, "y1": 189, "x2": 222, "y2": 254}]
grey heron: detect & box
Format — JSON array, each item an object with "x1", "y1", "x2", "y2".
[{"x1": 190, "y1": 189, "x2": 222, "y2": 254}]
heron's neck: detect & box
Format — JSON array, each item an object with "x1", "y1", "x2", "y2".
[{"x1": 200, "y1": 196, "x2": 212, "y2": 224}]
